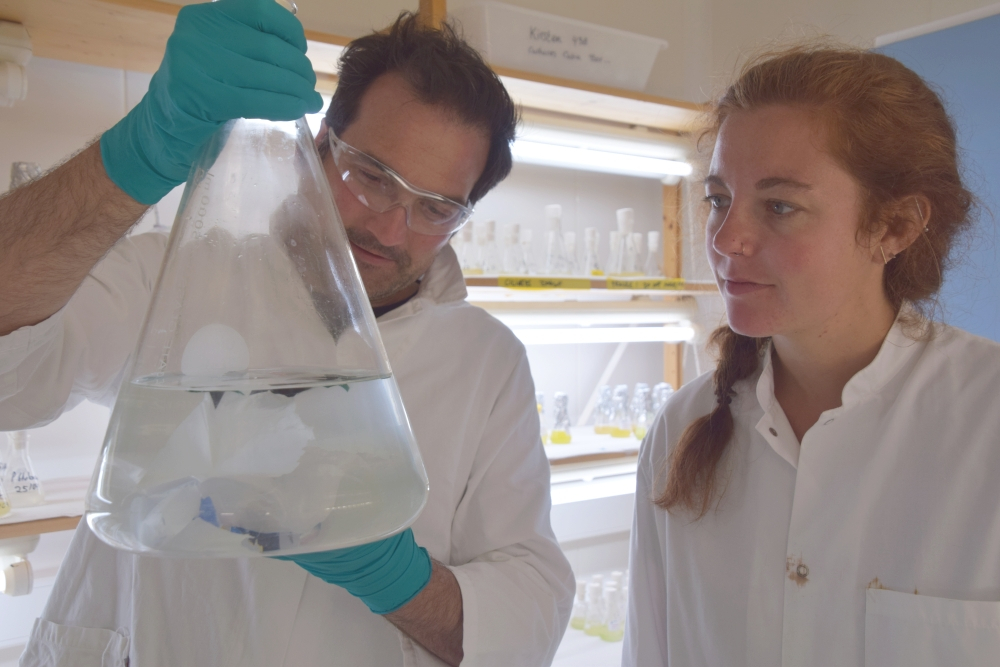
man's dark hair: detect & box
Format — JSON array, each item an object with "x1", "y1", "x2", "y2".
[{"x1": 324, "y1": 12, "x2": 517, "y2": 205}]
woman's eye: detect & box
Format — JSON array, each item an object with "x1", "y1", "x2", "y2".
[
  {"x1": 767, "y1": 201, "x2": 795, "y2": 215},
  {"x1": 704, "y1": 195, "x2": 729, "y2": 209}
]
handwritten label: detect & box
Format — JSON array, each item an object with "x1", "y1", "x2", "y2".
[
  {"x1": 498, "y1": 276, "x2": 592, "y2": 290},
  {"x1": 527, "y1": 25, "x2": 611, "y2": 67},
  {"x1": 606, "y1": 278, "x2": 687, "y2": 291}
]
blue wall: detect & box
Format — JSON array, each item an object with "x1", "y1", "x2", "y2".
[{"x1": 879, "y1": 16, "x2": 1000, "y2": 341}]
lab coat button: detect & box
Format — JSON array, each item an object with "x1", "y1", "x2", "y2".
[
  {"x1": 768, "y1": 427, "x2": 778, "y2": 436},
  {"x1": 796, "y1": 564, "x2": 809, "y2": 578}
]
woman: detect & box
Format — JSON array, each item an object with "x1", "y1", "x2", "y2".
[{"x1": 625, "y1": 47, "x2": 1000, "y2": 666}]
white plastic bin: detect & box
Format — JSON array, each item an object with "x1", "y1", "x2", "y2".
[{"x1": 452, "y1": 1, "x2": 667, "y2": 92}]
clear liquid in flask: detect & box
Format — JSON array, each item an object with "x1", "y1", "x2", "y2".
[{"x1": 87, "y1": 374, "x2": 427, "y2": 557}]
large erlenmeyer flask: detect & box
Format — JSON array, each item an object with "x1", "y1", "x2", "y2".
[{"x1": 85, "y1": 117, "x2": 429, "y2": 557}]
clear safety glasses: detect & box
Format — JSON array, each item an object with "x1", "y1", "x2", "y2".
[{"x1": 328, "y1": 130, "x2": 475, "y2": 236}]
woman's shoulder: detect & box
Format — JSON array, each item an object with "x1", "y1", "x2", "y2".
[{"x1": 923, "y1": 323, "x2": 1000, "y2": 382}]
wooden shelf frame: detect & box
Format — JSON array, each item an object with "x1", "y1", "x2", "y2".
[
  {"x1": 0, "y1": 515, "x2": 80, "y2": 540},
  {"x1": 0, "y1": 0, "x2": 703, "y2": 131}
]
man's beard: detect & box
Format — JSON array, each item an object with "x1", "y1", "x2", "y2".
[{"x1": 345, "y1": 226, "x2": 416, "y2": 302}]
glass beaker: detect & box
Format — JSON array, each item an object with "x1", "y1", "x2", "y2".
[
  {"x1": 85, "y1": 117, "x2": 429, "y2": 558},
  {"x1": 5, "y1": 432, "x2": 44, "y2": 508}
]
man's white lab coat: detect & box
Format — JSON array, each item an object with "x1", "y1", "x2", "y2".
[
  {"x1": 0, "y1": 233, "x2": 574, "y2": 667},
  {"x1": 625, "y1": 318, "x2": 1000, "y2": 666}
]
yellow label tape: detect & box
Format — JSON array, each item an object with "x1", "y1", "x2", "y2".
[
  {"x1": 497, "y1": 276, "x2": 592, "y2": 290},
  {"x1": 606, "y1": 278, "x2": 687, "y2": 290}
]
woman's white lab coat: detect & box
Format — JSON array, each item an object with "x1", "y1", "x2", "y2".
[
  {"x1": 0, "y1": 234, "x2": 574, "y2": 667},
  {"x1": 625, "y1": 318, "x2": 1000, "y2": 667}
]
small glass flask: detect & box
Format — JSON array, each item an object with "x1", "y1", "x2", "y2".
[
  {"x1": 536, "y1": 392, "x2": 549, "y2": 445},
  {"x1": 601, "y1": 585, "x2": 624, "y2": 642},
  {"x1": 6, "y1": 431, "x2": 44, "y2": 508},
  {"x1": 502, "y1": 224, "x2": 525, "y2": 274},
  {"x1": 520, "y1": 229, "x2": 537, "y2": 275},
  {"x1": 630, "y1": 383, "x2": 651, "y2": 440},
  {"x1": 584, "y1": 580, "x2": 606, "y2": 636},
  {"x1": 458, "y1": 224, "x2": 475, "y2": 274},
  {"x1": 478, "y1": 220, "x2": 502, "y2": 275},
  {"x1": 0, "y1": 477, "x2": 10, "y2": 518},
  {"x1": 606, "y1": 230, "x2": 621, "y2": 276},
  {"x1": 570, "y1": 580, "x2": 587, "y2": 630},
  {"x1": 550, "y1": 392, "x2": 572, "y2": 444},
  {"x1": 627, "y1": 232, "x2": 645, "y2": 276},
  {"x1": 544, "y1": 204, "x2": 570, "y2": 275},
  {"x1": 611, "y1": 385, "x2": 631, "y2": 438},
  {"x1": 612, "y1": 209, "x2": 634, "y2": 276},
  {"x1": 652, "y1": 382, "x2": 674, "y2": 413},
  {"x1": 583, "y1": 227, "x2": 602, "y2": 276},
  {"x1": 644, "y1": 231, "x2": 663, "y2": 277},
  {"x1": 563, "y1": 232, "x2": 579, "y2": 276},
  {"x1": 594, "y1": 385, "x2": 613, "y2": 434}
]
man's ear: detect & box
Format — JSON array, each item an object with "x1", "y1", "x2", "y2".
[
  {"x1": 315, "y1": 119, "x2": 327, "y2": 154},
  {"x1": 879, "y1": 194, "x2": 931, "y2": 262}
]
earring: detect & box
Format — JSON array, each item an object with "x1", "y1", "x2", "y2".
[
  {"x1": 879, "y1": 245, "x2": 890, "y2": 265},
  {"x1": 915, "y1": 197, "x2": 929, "y2": 233}
]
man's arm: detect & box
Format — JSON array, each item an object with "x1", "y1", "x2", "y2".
[
  {"x1": 386, "y1": 560, "x2": 464, "y2": 666},
  {"x1": 0, "y1": 0, "x2": 320, "y2": 338},
  {"x1": 0, "y1": 143, "x2": 147, "y2": 336}
]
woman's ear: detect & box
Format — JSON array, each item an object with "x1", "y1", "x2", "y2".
[{"x1": 880, "y1": 194, "x2": 931, "y2": 262}]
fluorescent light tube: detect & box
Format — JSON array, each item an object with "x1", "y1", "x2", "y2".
[
  {"x1": 513, "y1": 325, "x2": 694, "y2": 345},
  {"x1": 511, "y1": 139, "x2": 692, "y2": 180}
]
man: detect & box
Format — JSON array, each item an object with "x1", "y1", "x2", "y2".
[{"x1": 0, "y1": 1, "x2": 574, "y2": 665}]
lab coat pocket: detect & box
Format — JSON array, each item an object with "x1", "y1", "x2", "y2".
[
  {"x1": 865, "y1": 588, "x2": 1000, "y2": 667},
  {"x1": 19, "y1": 618, "x2": 129, "y2": 667}
]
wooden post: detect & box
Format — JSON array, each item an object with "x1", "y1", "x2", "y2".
[
  {"x1": 418, "y1": 0, "x2": 447, "y2": 29},
  {"x1": 662, "y1": 183, "x2": 682, "y2": 279},
  {"x1": 663, "y1": 182, "x2": 684, "y2": 390}
]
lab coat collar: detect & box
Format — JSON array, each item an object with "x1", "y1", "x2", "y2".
[
  {"x1": 754, "y1": 308, "x2": 928, "y2": 469},
  {"x1": 375, "y1": 244, "x2": 468, "y2": 323}
]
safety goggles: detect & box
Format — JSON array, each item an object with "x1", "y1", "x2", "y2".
[{"x1": 327, "y1": 130, "x2": 475, "y2": 236}]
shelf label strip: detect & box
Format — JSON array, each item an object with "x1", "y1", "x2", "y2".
[
  {"x1": 497, "y1": 276, "x2": 592, "y2": 290},
  {"x1": 606, "y1": 277, "x2": 687, "y2": 290}
]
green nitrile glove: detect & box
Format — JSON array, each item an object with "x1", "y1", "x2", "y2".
[
  {"x1": 276, "y1": 529, "x2": 433, "y2": 615},
  {"x1": 101, "y1": 0, "x2": 324, "y2": 205}
]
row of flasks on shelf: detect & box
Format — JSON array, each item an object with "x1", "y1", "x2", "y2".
[
  {"x1": 570, "y1": 570, "x2": 629, "y2": 643},
  {"x1": 0, "y1": 431, "x2": 45, "y2": 518},
  {"x1": 538, "y1": 382, "x2": 674, "y2": 445},
  {"x1": 453, "y1": 205, "x2": 664, "y2": 278}
]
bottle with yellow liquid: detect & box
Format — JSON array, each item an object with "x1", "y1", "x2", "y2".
[
  {"x1": 593, "y1": 385, "x2": 613, "y2": 435},
  {"x1": 550, "y1": 392, "x2": 572, "y2": 445},
  {"x1": 583, "y1": 580, "x2": 605, "y2": 636},
  {"x1": 0, "y1": 444, "x2": 9, "y2": 518},
  {"x1": 570, "y1": 580, "x2": 587, "y2": 630},
  {"x1": 600, "y1": 585, "x2": 624, "y2": 642},
  {"x1": 631, "y1": 383, "x2": 651, "y2": 440},
  {"x1": 610, "y1": 385, "x2": 632, "y2": 438},
  {"x1": 584, "y1": 227, "x2": 603, "y2": 276},
  {"x1": 0, "y1": 480, "x2": 10, "y2": 518},
  {"x1": 536, "y1": 392, "x2": 549, "y2": 444}
]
